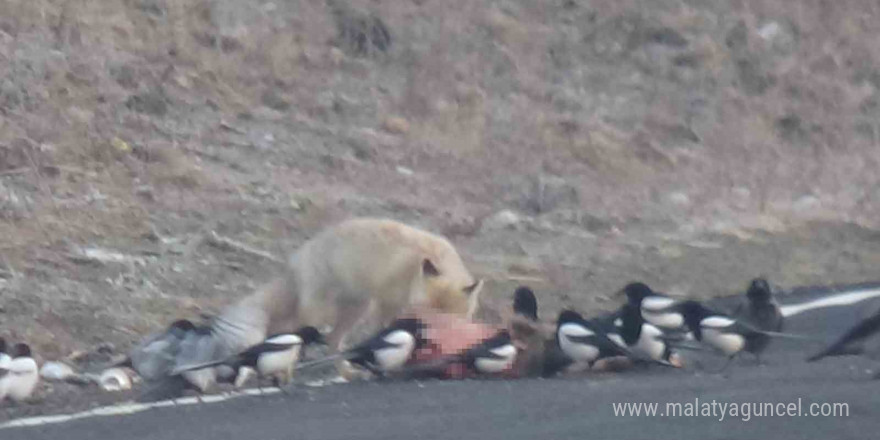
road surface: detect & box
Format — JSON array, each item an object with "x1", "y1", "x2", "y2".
[{"x1": 4, "y1": 284, "x2": 880, "y2": 440}]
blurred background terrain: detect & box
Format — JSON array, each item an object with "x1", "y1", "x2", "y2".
[{"x1": 2, "y1": 0, "x2": 880, "y2": 404}]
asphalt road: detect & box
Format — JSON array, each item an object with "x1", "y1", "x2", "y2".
[{"x1": 5, "y1": 284, "x2": 880, "y2": 440}]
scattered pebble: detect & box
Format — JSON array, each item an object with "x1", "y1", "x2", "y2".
[
  {"x1": 482, "y1": 209, "x2": 522, "y2": 231},
  {"x1": 40, "y1": 362, "x2": 77, "y2": 382}
]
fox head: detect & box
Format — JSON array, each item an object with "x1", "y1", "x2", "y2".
[{"x1": 420, "y1": 258, "x2": 483, "y2": 320}]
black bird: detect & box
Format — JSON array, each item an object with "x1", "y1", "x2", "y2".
[
  {"x1": 0, "y1": 337, "x2": 10, "y2": 374},
  {"x1": 296, "y1": 318, "x2": 427, "y2": 377},
  {"x1": 732, "y1": 278, "x2": 784, "y2": 363},
  {"x1": 171, "y1": 326, "x2": 326, "y2": 387},
  {"x1": 513, "y1": 286, "x2": 538, "y2": 321},
  {"x1": 807, "y1": 307, "x2": 880, "y2": 363},
  {"x1": 679, "y1": 300, "x2": 810, "y2": 372},
  {"x1": 456, "y1": 330, "x2": 519, "y2": 375},
  {"x1": 508, "y1": 286, "x2": 552, "y2": 377},
  {"x1": 620, "y1": 282, "x2": 687, "y2": 332},
  {"x1": 0, "y1": 343, "x2": 40, "y2": 403},
  {"x1": 613, "y1": 302, "x2": 681, "y2": 367},
  {"x1": 556, "y1": 309, "x2": 629, "y2": 368}
]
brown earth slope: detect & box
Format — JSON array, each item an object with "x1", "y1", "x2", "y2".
[{"x1": 2, "y1": 0, "x2": 880, "y2": 418}]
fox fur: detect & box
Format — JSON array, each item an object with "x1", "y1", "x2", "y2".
[{"x1": 207, "y1": 217, "x2": 484, "y2": 381}]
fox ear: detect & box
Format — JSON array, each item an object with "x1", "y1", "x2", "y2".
[
  {"x1": 422, "y1": 259, "x2": 441, "y2": 277},
  {"x1": 463, "y1": 280, "x2": 481, "y2": 295}
]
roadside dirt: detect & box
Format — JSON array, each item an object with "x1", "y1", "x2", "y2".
[{"x1": 3, "y1": 0, "x2": 880, "y2": 421}]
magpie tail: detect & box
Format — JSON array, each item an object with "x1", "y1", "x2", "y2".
[
  {"x1": 293, "y1": 351, "x2": 358, "y2": 371},
  {"x1": 169, "y1": 357, "x2": 232, "y2": 376},
  {"x1": 757, "y1": 330, "x2": 823, "y2": 341},
  {"x1": 806, "y1": 344, "x2": 863, "y2": 362}
]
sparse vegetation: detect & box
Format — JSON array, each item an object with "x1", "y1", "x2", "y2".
[{"x1": 3, "y1": 0, "x2": 880, "y2": 418}]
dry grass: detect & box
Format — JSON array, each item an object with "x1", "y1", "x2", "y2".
[{"x1": 2, "y1": 0, "x2": 880, "y2": 373}]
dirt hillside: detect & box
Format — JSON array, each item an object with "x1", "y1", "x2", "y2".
[{"x1": 2, "y1": 0, "x2": 880, "y2": 415}]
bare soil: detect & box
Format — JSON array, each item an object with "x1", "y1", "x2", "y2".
[{"x1": 3, "y1": 0, "x2": 880, "y2": 421}]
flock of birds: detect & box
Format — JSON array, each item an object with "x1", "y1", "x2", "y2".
[{"x1": 4, "y1": 278, "x2": 880, "y2": 406}]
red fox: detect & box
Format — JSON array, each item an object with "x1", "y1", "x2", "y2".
[{"x1": 209, "y1": 218, "x2": 484, "y2": 380}]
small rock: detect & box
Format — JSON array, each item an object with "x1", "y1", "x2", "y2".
[
  {"x1": 793, "y1": 195, "x2": 820, "y2": 212},
  {"x1": 646, "y1": 27, "x2": 688, "y2": 48},
  {"x1": 524, "y1": 175, "x2": 578, "y2": 214},
  {"x1": 95, "y1": 342, "x2": 116, "y2": 354},
  {"x1": 40, "y1": 361, "x2": 77, "y2": 381},
  {"x1": 135, "y1": 185, "x2": 155, "y2": 201},
  {"x1": 756, "y1": 20, "x2": 796, "y2": 54},
  {"x1": 99, "y1": 367, "x2": 134, "y2": 392},
  {"x1": 667, "y1": 192, "x2": 691, "y2": 207},
  {"x1": 382, "y1": 116, "x2": 410, "y2": 135},
  {"x1": 329, "y1": 47, "x2": 346, "y2": 65},
  {"x1": 395, "y1": 166, "x2": 414, "y2": 176},
  {"x1": 111, "y1": 137, "x2": 132, "y2": 154},
  {"x1": 261, "y1": 89, "x2": 290, "y2": 111},
  {"x1": 757, "y1": 22, "x2": 782, "y2": 41},
  {"x1": 482, "y1": 210, "x2": 522, "y2": 231},
  {"x1": 126, "y1": 90, "x2": 168, "y2": 116}
]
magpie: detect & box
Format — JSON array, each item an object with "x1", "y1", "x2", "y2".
[
  {"x1": 679, "y1": 300, "x2": 810, "y2": 372},
  {"x1": 0, "y1": 338, "x2": 10, "y2": 401},
  {"x1": 556, "y1": 309, "x2": 629, "y2": 368},
  {"x1": 171, "y1": 326, "x2": 326, "y2": 387},
  {"x1": 401, "y1": 329, "x2": 520, "y2": 378},
  {"x1": 0, "y1": 343, "x2": 40, "y2": 403},
  {"x1": 619, "y1": 282, "x2": 687, "y2": 332},
  {"x1": 613, "y1": 302, "x2": 682, "y2": 367},
  {"x1": 731, "y1": 277, "x2": 784, "y2": 363},
  {"x1": 807, "y1": 307, "x2": 880, "y2": 363},
  {"x1": 457, "y1": 330, "x2": 519, "y2": 375},
  {"x1": 296, "y1": 318, "x2": 427, "y2": 378},
  {"x1": 0, "y1": 337, "x2": 10, "y2": 373}
]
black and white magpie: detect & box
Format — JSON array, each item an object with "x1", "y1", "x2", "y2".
[
  {"x1": 400, "y1": 329, "x2": 520, "y2": 378},
  {"x1": 613, "y1": 302, "x2": 682, "y2": 367},
  {"x1": 679, "y1": 300, "x2": 810, "y2": 372},
  {"x1": 0, "y1": 343, "x2": 40, "y2": 403},
  {"x1": 0, "y1": 337, "x2": 10, "y2": 373},
  {"x1": 297, "y1": 318, "x2": 427, "y2": 377},
  {"x1": 171, "y1": 326, "x2": 326, "y2": 387},
  {"x1": 556, "y1": 309, "x2": 629, "y2": 368},
  {"x1": 457, "y1": 330, "x2": 519, "y2": 375},
  {"x1": 620, "y1": 282, "x2": 687, "y2": 332},
  {"x1": 807, "y1": 307, "x2": 880, "y2": 363}
]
